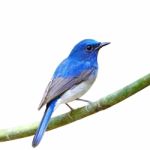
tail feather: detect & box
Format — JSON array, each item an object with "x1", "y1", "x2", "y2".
[{"x1": 32, "y1": 99, "x2": 58, "y2": 147}]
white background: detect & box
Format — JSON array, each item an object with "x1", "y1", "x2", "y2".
[{"x1": 0, "y1": 0, "x2": 150, "y2": 150}]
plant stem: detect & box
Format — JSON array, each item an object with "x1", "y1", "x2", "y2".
[{"x1": 0, "y1": 73, "x2": 150, "y2": 142}]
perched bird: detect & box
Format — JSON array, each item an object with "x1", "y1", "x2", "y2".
[{"x1": 32, "y1": 39, "x2": 110, "y2": 147}]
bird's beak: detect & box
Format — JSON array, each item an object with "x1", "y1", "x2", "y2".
[{"x1": 99, "y1": 42, "x2": 111, "y2": 48}]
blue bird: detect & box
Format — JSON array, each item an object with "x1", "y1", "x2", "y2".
[{"x1": 32, "y1": 39, "x2": 110, "y2": 147}]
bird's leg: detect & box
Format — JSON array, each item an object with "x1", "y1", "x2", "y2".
[
  {"x1": 76, "y1": 98, "x2": 92, "y2": 104},
  {"x1": 66, "y1": 99, "x2": 92, "y2": 111},
  {"x1": 65, "y1": 103, "x2": 74, "y2": 111}
]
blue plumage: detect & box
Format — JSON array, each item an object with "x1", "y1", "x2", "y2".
[
  {"x1": 32, "y1": 99, "x2": 58, "y2": 147},
  {"x1": 53, "y1": 58, "x2": 97, "y2": 78},
  {"x1": 32, "y1": 39, "x2": 110, "y2": 147}
]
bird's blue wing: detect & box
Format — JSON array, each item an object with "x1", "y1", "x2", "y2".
[{"x1": 38, "y1": 58, "x2": 96, "y2": 110}]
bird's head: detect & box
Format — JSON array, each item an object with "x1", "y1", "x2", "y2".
[{"x1": 69, "y1": 39, "x2": 110, "y2": 62}]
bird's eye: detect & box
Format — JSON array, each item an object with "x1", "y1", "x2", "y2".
[{"x1": 86, "y1": 45, "x2": 93, "y2": 51}]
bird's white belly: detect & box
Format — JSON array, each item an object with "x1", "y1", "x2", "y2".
[{"x1": 55, "y1": 75, "x2": 96, "y2": 108}]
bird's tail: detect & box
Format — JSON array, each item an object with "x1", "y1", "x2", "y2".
[{"x1": 32, "y1": 99, "x2": 58, "y2": 147}]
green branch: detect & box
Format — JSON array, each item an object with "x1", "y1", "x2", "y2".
[{"x1": 0, "y1": 73, "x2": 150, "y2": 142}]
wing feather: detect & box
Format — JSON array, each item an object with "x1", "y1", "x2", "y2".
[{"x1": 38, "y1": 69, "x2": 93, "y2": 110}]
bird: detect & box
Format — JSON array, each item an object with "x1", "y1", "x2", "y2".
[{"x1": 32, "y1": 39, "x2": 110, "y2": 147}]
